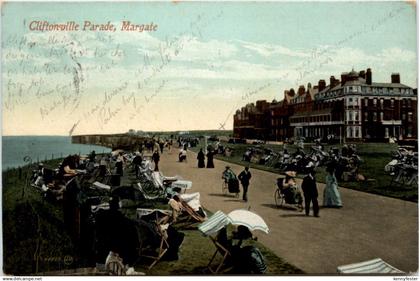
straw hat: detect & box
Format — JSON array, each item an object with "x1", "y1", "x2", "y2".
[{"x1": 285, "y1": 171, "x2": 297, "y2": 177}]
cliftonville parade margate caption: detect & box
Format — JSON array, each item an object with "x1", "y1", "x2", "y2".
[{"x1": 29, "y1": 21, "x2": 158, "y2": 32}]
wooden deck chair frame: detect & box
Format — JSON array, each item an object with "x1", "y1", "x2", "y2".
[
  {"x1": 173, "y1": 200, "x2": 206, "y2": 229},
  {"x1": 106, "y1": 260, "x2": 126, "y2": 276},
  {"x1": 207, "y1": 236, "x2": 233, "y2": 274},
  {"x1": 140, "y1": 214, "x2": 170, "y2": 270}
]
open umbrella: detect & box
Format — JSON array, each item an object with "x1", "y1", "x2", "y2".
[
  {"x1": 198, "y1": 209, "x2": 269, "y2": 236},
  {"x1": 227, "y1": 210, "x2": 269, "y2": 234}
]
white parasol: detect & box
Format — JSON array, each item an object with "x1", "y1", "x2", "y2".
[
  {"x1": 227, "y1": 210, "x2": 269, "y2": 234},
  {"x1": 199, "y1": 209, "x2": 269, "y2": 236}
]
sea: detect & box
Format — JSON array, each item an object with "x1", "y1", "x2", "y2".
[{"x1": 2, "y1": 136, "x2": 112, "y2": 170}]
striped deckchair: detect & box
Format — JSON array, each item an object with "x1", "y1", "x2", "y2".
[
  {"x1": 337, "y1": 258, "x2": 404, "y2": 274},
  {"x1": 198, "y1": 211, "x2": 229, "y2": 236},
  {"x1": 198, "y1": 211, "x2": 232, "y2": 274},
  {"x1": 136, "y1": 182, "x2": 161, "y2": 200}
]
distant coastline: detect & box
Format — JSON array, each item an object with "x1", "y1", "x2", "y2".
[{"x1": 2, "y1": 135, "x2": 111, "y2": 170}]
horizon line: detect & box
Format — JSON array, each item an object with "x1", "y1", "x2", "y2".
[{"x1": 2, "y1": 129, "x2": 233, "y2": 137}]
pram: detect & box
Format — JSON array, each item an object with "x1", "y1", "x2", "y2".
[{"x1": 274, "y1": 178, "x2": 303, "y2": 211}]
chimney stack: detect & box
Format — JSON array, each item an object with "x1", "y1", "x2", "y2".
[
  {"x1": 391, "y1": 73, "x2": 400, "y2": 84},
  {"x1": 341, "y1": 73, "x2": 348, "y2": 86},
  {"x1": 298, "y1": 85, "x2": 306, "y2": 96},
  {"x1": 318, "y1": 80, "x2": 326, "y2": 92},
  {"x1": 289, "y1": 88, "x2": 296, "y2": 97},
  {"x1": 330, "y1": 76, "x2": 339, "y2": 88},
  {"x1": 366, "y1": 68, "x2": 372, "y2": 85}
]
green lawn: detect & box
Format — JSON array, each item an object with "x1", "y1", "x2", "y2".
[
  {"x1": 190, "y1": 141, "x2": 418, "y2": 203},
  {"x1": 2, "y1": 158, "x2": 303, "y2": 275}
]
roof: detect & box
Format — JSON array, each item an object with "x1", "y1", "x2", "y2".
[
  {"x1": 371, "y1": 82, "x2": 411, "y2": 89},
  {"x1": 308, "y1": 87, "x2": 319, "y2": 99},
  {"x1": 269, "y1": 100, "x2": 285, "y2": 108}
]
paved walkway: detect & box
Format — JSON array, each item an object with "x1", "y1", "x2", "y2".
[{"x1": 158, "y1": 149, "x2": 418, "y2": 274}]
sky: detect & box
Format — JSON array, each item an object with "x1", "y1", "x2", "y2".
[{"x1": 1, "y1": 1, "x2": 417, "y2": 136}]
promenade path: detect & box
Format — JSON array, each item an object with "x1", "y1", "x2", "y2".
[{"x1": 157, "y1": 149, "x2": 418, "y2": 274}]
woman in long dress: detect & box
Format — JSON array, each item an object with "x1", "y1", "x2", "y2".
[
  {"x1": 197, "y1": 148, "x2": 205, "y2": 168},
  {"x1": 206, "y1": 150, "x2": 214, "y2": 168},
  {"x1": 323, "y1": 165, "x2": 342, "y2": 208}
]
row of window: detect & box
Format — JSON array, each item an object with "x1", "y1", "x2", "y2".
[
  {"x1": 346, "y1": 111, "x2": 359, "y2": 121},
  {"x1": 291, "y1": 115, "x2": 331, "y2": 124},
  {"x1": 366, "y1": 87, "x2": 412, "y2": 95},
  {"x1": 317, "y1": 87, "x2": 413, "y2": 100},
  {"x1": 362, "y1": 111, "x2": 413, "y2": 122},
  {"x1": 347, "y1": 126, "x2": 361, "y2": 138},
  {"x1": 362, "y1": 97, "x2": 413, "y2": 107}
]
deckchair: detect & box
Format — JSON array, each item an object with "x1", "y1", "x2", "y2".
[
  {"x1": 179, "y1": 198, "x2": 206, "y2": 222},
  {"x1": 198, "y1": 211, "x2": 232, "y2": 274},
  {"x1": 105, "y1": 255, "x2": 126, "y2": 276},
  {"x1": 337, "y1": 258, "x2": 404, "y2": 274},
  {"x1": 136, "y1": 182, "x2": 161, "y2": 200},
  {"x1": 137, "y1": 210, "x2": 171, "y2": 270},
  {"x1": 206, "y1": 235, "x2": 233, "y2": 274},
  {"x1": 92, "y1": 181, "x2": 111, "y2": 191},
  {"x1": 141, "y1": 227, "x2": 169, "y2": 270},
  {"x1": 198, "y1": 210, "x2": 269, "y2": 274},
  {"x1": 152, "y1": 172, "x2": 192, "y2": 193},
  {"x1": 170, "y1": 193, "x2": 206, "y2": 229}
]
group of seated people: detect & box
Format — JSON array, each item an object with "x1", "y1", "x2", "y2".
[
  {"x1": 30, "y1": 149, "x2": 203, "y2": 275},
  {"x1": 32, "y1": 150, "x2": 135, "y2": 201},
  {"x1": 95, "y1": 195, "x2": 189, "y2": 275},
  {"x1": 31, "y1": 154, "x2": 87, "y2": 201}
]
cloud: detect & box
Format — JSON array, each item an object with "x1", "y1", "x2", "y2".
[
  {"x1": 378, "y1": 47, "x2": 416, "y2": 62},
  {"x1": 4, "y1": 27, "x2": 418, "y2": 135},
  {"x1": 236, "y1": 40, "x2": 310, "y2": 58}
]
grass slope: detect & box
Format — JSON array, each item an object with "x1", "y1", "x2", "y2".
[{"x1": 3, "y1": 158, "x2": 303, "y2": 275}]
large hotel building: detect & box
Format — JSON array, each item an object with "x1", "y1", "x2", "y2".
[{"x1": 233, "y1": 68, "x2": 417, "y2": 142}]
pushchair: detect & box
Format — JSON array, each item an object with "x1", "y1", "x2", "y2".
[{"x1": 274, "y1": 178, "x2": 303, "y2": 211}]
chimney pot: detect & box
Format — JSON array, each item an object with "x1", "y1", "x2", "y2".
[
  {"x1": 366, "y1": 68, "x2": 372, "y2": 85},
  {"x1": 341, "y1": 73, "x2": 348, "y2": 86},
  {"x1": 298, "y1": 85, "x2": 306, "y2": 96},
  {"x1": 391, "y1": 73, "x2": 400, "y2": 84},
  {"x1": 318, "y1": 80, "x2": 326, "y2": 92}
]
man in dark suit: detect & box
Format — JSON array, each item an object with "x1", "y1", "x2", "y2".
[
  {"x1": 238, "y1": 167, "x2": 252, "y2": 202},
  {"x1": 301, "y1": 168, "x2": 319, "y2": 217}
]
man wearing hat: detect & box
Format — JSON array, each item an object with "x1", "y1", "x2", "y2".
[
  {"x1": 301, "y1": 168, "x2": 319, "y2": 217},
  {"x1": 238, "y1": 166, "x2": 252, "y2": 202}
]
